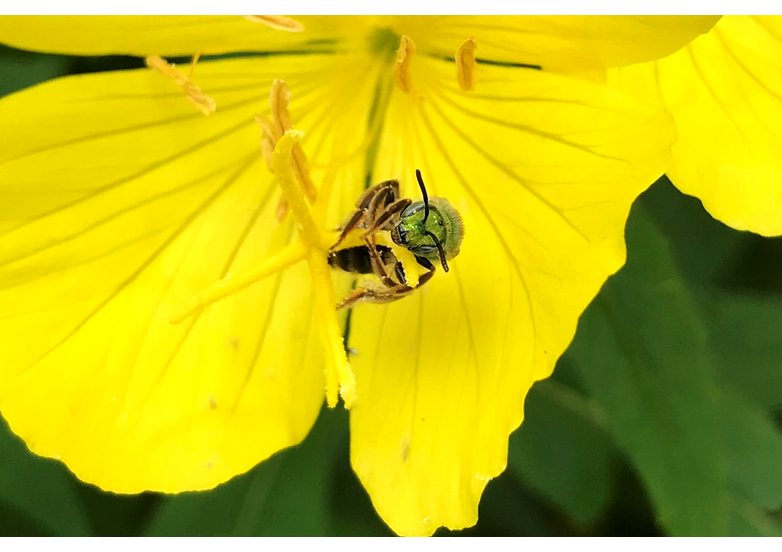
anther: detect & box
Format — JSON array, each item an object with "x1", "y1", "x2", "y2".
[
  {"x1": 244, "y1": 15, "x2": 305, "y2": 32},
  {"x1": 266, "y1": 80, "x2": 318, "y2": 222},
  {"x1": 254, "y1": 114, "x2": 276, "y2": 173},
  {"x1": 393, "y1": 35, "x2": 418, "y2": 96},
  {"x1": 269, "y1": 79, "x2": 294, "y2": 137},
  {"x1": 145, "y1": 55, "x2": 216, "y2": 115},
  {"x1": 189, "y1": 53, "x2": 202, "y2": 78},
  {"x1": 273, "y1": 130, "x2": 323, "y2": 245},
  {"x1": 456, "y1": 37, "x2": 478, "y2": 91}
]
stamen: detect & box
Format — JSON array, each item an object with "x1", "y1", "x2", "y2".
[
  {"x1": 189, "y1": 53, "x2": 202, "y2": 78},
  {"x1": 270, "y1": 81, "x2": 318, "y2": 200},
  {"x1": 393, "y1": 35, "x2": 418, "y2": 96},
  {"x1": 170, "y1": 95, "x2": 356, "y2": 409},
  {"x1": 308, "y1": 249, "x2": 356, "y2": 408},
  {"x1": 244, "y1": 15, "x2": 305, "y2": 32},
  {"x1": 273, "y1": 131, "x2": 325, "y2": 248},
  {"x1": 269, "y1": 79, "x2": 294, "y2": 137},
  {"x1": 145, "y1": 55, "x2": 216, "y2": 115},
  {"x1": 456, "y1": 37, "x2": 478, "y2": 91},
  {"x1": 170, "y1": 239, "x2": 308, "y2": 324},
  {"x1": 275, "y1": 197, "x2": 291, "y2": 223},
  {"x1": 254, "y1": 114, "x2": 277, "y2": 173},
  {"x1": 268, "y1": 80, "x2": 318, "y2": 222},
  {"x1": 274, "y1": 131, "x2": 356, "y2": 408}
]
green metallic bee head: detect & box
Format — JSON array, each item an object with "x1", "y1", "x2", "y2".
[{"x1": 391, "y1": 170, "x2": 464, "y2": 272}]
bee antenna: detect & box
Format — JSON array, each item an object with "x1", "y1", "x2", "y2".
[
  {"x1": 416, "y1": 169, "x2": 430, "y2": 224},
  {"x1": 425, "y1": 230, "x2": 449, "y2": 273}
]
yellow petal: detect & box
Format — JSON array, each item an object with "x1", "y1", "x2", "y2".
[
  {"x1": 611, "y1": 15, "x2": 782, "y2": 236},
  {"x1": 0, "y1": 52, "x2": 374, "y2": 493},
  {"x1": 348, "y1": 59, "x2": 675, "y2": 536},
  {"x1": 244, "y1": 15, "x2": 305, "y2": 33},
  {"x1": 0, "y1": 15, "x2": 369, "y2": 57},
  {"x1": 396, "y1": 15, "x2": 720, "y2": 73}
]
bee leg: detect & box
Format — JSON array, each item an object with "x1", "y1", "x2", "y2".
[
  {"x1": 416, "y1": 267, "x2": 436, "y2": 287},
  {"x1": 394, "y1": 260, "x2": 407, "y2": 285},
  {"x1": 330, "y1": 180, "x2": 400, "y2": 252},
  {"x1": 336, "y1": 256, "x2": 435, "y2": 310},
  {"x1": 364, "y1": 234, "x2": 398, "y2": 288},
  {"x1": 354, "y1": 179, "x2": 400, "y2": 211},
  {"x1": 412, "y1": 255, "x2": 436, "y2": 288},
  {"x1": 330, "y1": 210, "x2": 365, "y2": 253},
  {"x1": 415, "y1": 255, "x2": 435, "y2": 272},
  {"x1": 336, "y1": 288, "x2": 371, "y2": 310},
  {"x1": 336, "y1": 284, "x2": 415, "y2": 310},
  {"x1": 371, "y1": 198, "x2": 412, "y2": 231},
  {"x1": 362, "y1": 199, "x2": 412, "y2": 288}
]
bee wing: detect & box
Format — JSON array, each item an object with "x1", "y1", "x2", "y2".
[{"x1": 355, "y1": 179, "x2": 399, "y2": 209}]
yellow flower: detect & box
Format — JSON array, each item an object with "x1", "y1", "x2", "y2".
[
  {"x1": 610, "y1": 15, "x2": 782, "y2": 236},
  {"x1": 0, "y1": 16, "x2": 716, "y2": 536}
]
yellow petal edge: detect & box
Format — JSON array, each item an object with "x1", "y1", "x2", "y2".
[{"x1": 611, "y1": 15, "x2": 782, "y2": 236}]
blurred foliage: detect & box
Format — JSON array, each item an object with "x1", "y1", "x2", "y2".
[{"x1": 2, "y1": 45, "x2": 782, "y2": 537}]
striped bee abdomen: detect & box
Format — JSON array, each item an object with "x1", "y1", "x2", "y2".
[{"x1": 328, "y1": 246, "x2": 395, "y2": 275}]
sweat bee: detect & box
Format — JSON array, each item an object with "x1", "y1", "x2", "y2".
[{"x1": 328, "y1": 169, "x2": 464, "y2": 309}]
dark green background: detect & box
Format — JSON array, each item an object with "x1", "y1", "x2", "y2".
[{"x1": 2, "y1": 45, "x2": 782, "y2": 536}]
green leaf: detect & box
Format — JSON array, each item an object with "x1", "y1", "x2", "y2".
[
  {"x1": 567, "y1": 205, "x2": 729, "y2": 536},
  {"x1": 719, "y1": 391, "x2": 782, "y2": 510},
  {"x1": 446, "y1": 475, "x2": 562, "y2": 536},
  {"x1": 73, "y1": 486, "x2": 158, "y2": 536},
  {"x1": 706, "y1": 294, "x2": 782, "y2": 410},
  {"x1": 327, "y1": 461, "x2": 395, "y2": 536},
  {"x1": 641, "y1": 176, "x2": 745, "y2": 287},
  {"x1": 508, "y1": 379, "x2": 613, "y2": 526},
  {"x1": 729, "y1": 497, "x2": 782, "y2": 537},
  {"x1": 143, "y1": 406, "x2": 347, "y2": 536},
  {"x1": 0, "y1": 417, "x2": 92, "y2": 536}
]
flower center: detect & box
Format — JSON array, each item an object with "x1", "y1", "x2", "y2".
[{"x1": 368, "y1": 26, "x2": 401, "y2": 61}]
